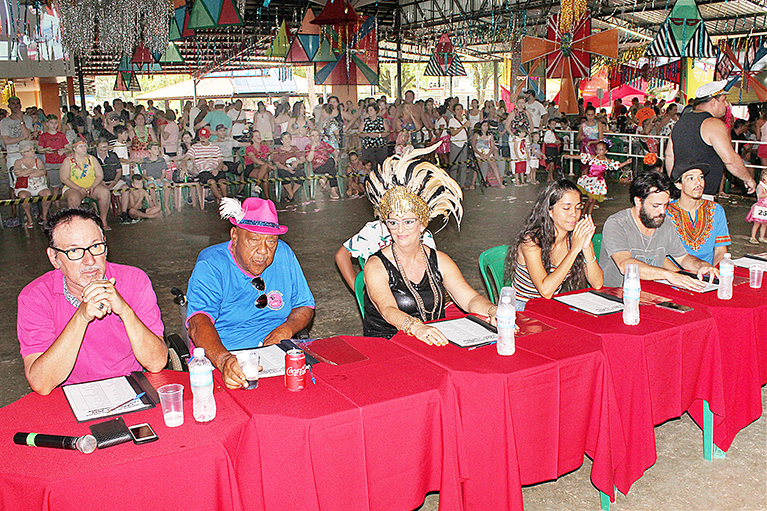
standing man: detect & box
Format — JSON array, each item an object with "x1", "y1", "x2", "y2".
[
  {"x1": 666, "y1": 163, "x2": 730, "y2": 265},
  {"x1": 197, "y1": 100, "x2": 232, "y2": 133},
  {"x1": 665, "y1": 79, "x2": 756, "y2": 198},
  {"x1": 228, "y1": 99, "x2": 249, "y2": 141},
  {"x1": 186, "y1": 198, "x2": 314, "y2": 389},
  {"x1": 448, "y1": 103, "x2": 471, "y2": 188},
  {"x1": 599, "y1": 171, "x2": 718, "y2": 289},
  {"x1": 17, "y1": 209, "x2": 167, "y2": 395},
  {"x1": 0, "y1": 96, "x2": 32, "y2": 171},
  {"x1": 524, "y1": 90, "x2": 547, "y2": 131}
]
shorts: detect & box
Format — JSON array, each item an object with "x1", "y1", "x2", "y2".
[
  {"x1": 197, "y1": 171, "x2": 228, "y2": 184},
  {"x1": 45, "y1": 164, "x2": 62, "y2": 188},
  {"x1": 277, "y1": 167, "x2": 306, "y2": 180},
  {"x1": 15, "y1": 176, "x2": 50, "y2": 196},
  {"x1": 223, "y1": 160, "x2": 240, "y2": 174}
]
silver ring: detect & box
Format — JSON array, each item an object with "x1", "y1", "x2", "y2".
[
  {"x1": 425, "y1": 333, "x2": 431, "y2": 338},
  {"x1": 98, "y1": 303, "x2": 104, "y2": 310}
]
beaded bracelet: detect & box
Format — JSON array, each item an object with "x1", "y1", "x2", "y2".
[
  {"x1": 487, "y1": 305, "x2": 497, "y2": 317},
  {"x1": 585, "y1": 254, "x2": 597, "y2": 264},
  {"x1": 400, "y1": 316, "x2": 423, "y2": 335}
]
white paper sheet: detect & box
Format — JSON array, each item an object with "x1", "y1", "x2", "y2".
[
  {"x1": 554, "y1": 291, "x2": 624, "y2": 315},
  {"x1": 232, "y1": 344, "x2": 286, "y2": 378},
  {"x1": 63, "y1": 376, "x2": 146, "y2": 422},
  {"x1": 430, "y1": 317, "x2": 497, "y2": 348},
  {"x1": 732, "y1": 253, "x2": 767, "y2": 270}
]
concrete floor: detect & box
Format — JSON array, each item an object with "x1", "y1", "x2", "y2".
[{"x1": 0, "y1": 174, "x2": 764, "y2": 510}]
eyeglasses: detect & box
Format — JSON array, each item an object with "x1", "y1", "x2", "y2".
[
  {"x1": 385, "y1": 218, "x2": 420, "y2": 230},
  {"x1": 51, "y1": 241, "x2": 107, "y2": 261},
  {"x1": 251, "y1": 277, "x2": 267, "y2": 309}
]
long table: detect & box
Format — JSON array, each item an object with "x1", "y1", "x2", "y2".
[
  {"x1": 1, "y1": 282, "x2": 764, "y2": 511},
  {"x1": 390, "y1": 312, "x2": 627, "y2": 510}
]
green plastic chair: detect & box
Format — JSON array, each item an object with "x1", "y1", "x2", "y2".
[
  {"x1": 592, "y1": 233, "x2": 602, "y2": 263},
  {"x1": 478, "y1": 244, "x2": 510, "y2": 304},
  {"x1": 354, "y1": 270, "x2": 366, "y2": 318}
]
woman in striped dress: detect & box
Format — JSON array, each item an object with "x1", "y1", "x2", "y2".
[{"x1": 504, "y1": 180, "x2": 603, "y2": 311}]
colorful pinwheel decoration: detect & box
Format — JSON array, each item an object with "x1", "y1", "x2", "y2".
[
  {"x1": 522, "y1": 11, "x2": 618, "y2": 115},
  {"x1": 314, "y1": 15, "x2": 378, "y2": 86},
  {"x1": 716, "y1": 42, "x2": 767, "y2": 102}
]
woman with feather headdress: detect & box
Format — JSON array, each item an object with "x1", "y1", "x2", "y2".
[{"x1": 363, "y1": 144, "x2": 498, "y2": 345}]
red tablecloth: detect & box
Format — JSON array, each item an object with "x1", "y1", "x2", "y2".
[
  {"x1": 732, "y1": 267, "x2": 767, "y2": 385},
  {"x1": 525, "y1": 289, "x2": 724, "y2": 496},
  {"x1": 390, "y1": 312, "x2": 627, "y2": 509},
  {"x1": 0, "y1": 371, "x2": 252, "y2": 511},
  {"x1": 224, "y1": 336, "x2": 463, "y2": 511},
  {"x1": 640, "y1": 280, "x2": 764, "y2": 451}
]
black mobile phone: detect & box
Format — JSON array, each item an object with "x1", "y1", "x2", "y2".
[
  {"x1": 129, "y1": 423, "x2": 158, "y2": 444},
  {"x1": 656, "y1": 301, "x2": 693, "y2": 313}
]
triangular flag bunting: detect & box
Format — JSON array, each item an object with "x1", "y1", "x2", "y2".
[
  {"x1": 160, "y1": 42, "x2": 184, "y2": 63},
  {"x1": 181, "y1": 8, "x2": 195, "y2": 37},
  {"x1": 285, "y1": 37, "x2": 311, "y2": 63},
  {"x1": 266, "y1": 21, "x2": 290, "y2": 58},
  {"x1": 131, "y1": 43, "x2": 153, "y2": 64},
  {"x1": 188, "y1": 0, "x2": 217, "y2": 29},
  {"x1": 117, "y1": 55, "x2": 131, "y2": 72},
  {"x1": 217, "y1": 0, "x2": 242, "y2": 26},
  {"x1": 312, "y1": 36, "x2": 336, "y2": 62},
  {"x1": 299, "y1": 9, "x2": 320, "y2": 35},
  {"x1": 298, "y1": 34, "x2": 320, "y2": 60},
  {"x1": 113, "y1": 73, "x2": 128, "y2": 91},
  {"x1": 168, "y1": 18, "x2": 182, "y2": 41},
  {"x1": 128, "y1": 74, "x2": 142, "y2": 91},
  {"x1": 120, "y1": 71, "x2": 132, "y2": 85}
]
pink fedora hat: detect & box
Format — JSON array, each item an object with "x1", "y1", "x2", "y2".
[{"x1": 219, "y1": 197, "x2": 288, "y2": 235}]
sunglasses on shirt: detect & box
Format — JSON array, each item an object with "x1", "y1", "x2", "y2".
[{"x1": 251, "y1": 277, "x2": 267, "y2": 309}]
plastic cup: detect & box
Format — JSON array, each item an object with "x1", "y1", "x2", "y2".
[
  {"x1": 749, "y1": 265, "x2": 764, "y2": 289},
  {"x1": 237, "y1": 351, "x2": 260, "y2": 390},
  {"x1": 157, "y1": 383, "x2": 184, "y2": 427}
]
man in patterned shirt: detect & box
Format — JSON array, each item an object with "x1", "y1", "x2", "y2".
[
  {"x1": 666, "y1": 162, "x2": 730, "y2": 265},
  {"x1": 334, "y1": 220, "x2": 436, "y2": 290}
]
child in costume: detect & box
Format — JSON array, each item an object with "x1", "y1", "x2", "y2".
[
  {"x1": 747, "y1": 171, "x2": 767, "y2": 244},
  {"x1": 567, "y1": 141, "x2": 630, "y2": 216}
]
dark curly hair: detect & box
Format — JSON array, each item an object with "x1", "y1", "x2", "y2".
[{"x1": 504, "y1": 179, "x2": 587, "y2": 292}]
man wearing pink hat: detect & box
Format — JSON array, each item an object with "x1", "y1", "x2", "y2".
[{"x1": 186, "y1": 197, "x2": 314, "y2": 389}]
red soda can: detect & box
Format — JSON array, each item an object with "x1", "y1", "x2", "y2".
[{"x1": 285, "y1": 349, "x2": 306, "y2": 391}]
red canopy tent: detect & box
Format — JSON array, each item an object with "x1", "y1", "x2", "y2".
[{"x1": 582, "y1": 84, "x2": 646, "y2": 108}]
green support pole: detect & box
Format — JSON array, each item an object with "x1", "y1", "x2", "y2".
[
  {"x1": 703, "y1": 400, "x2": 726, "y2": 461},
  {"x1": 600, "y1": 490, "x2": 611, "y2": 510}
]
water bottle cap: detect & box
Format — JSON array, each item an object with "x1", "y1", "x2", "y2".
[
  {"x1": 193, "y1": 347, "x2": 205, "y2": 358},
  {"x1": 499, "y1": 286, "x2": 516, "y2": 304},
  {"x1": 724, "y1": 253, "x2": 732, "y2": 259}
]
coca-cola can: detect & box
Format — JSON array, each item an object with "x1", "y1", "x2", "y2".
[{"x1": 285, "y1": 349, "x2": 306, "y2": 392}]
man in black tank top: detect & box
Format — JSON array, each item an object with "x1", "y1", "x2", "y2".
[{"x1": 665, "y1": 79, "x2": 755, "y2": 197}]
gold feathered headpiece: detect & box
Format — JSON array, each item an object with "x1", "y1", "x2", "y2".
[{"x1": 366, "y1": 143, "x2": 463, "y2": 231}]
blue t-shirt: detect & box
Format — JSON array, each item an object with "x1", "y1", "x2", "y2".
[
  {"x1": 201, "y1": 110, "x2": 232, "y2": 131},
  {"x1": 186, "y1": 240, "x2": 314, "y2": 350},
  {"x1": 666, "y1": 199, "x2": 731, "y2": 264}
]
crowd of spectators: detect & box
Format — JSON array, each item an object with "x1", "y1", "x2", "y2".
[{"x1": 1, "y1": 90, "x2": 765, "y2": 228}]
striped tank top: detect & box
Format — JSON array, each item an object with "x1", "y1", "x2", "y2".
[{"x1": 512, "y1": 260, "x2": 569, "y2": 304}]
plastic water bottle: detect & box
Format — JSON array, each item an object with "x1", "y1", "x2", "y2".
[
  {"x1": 189, "y1": 347, "x2": 216, "y2": 423},
  {"x1": 717, "y1": 253, "x2": 734, "y2": 300},
  {"x1": 622, "y1": 264, "x2": 641, "y2": 325},
  {"x1": 496, "y1": 287, "x2": 516, "y2": 356}
]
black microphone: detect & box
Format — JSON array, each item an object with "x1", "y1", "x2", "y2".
[{"x1": 14, "y1": 432, "x2": 98, "y2": 454}]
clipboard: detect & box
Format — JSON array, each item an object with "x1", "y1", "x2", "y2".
[{"x1": 62, "y1": 371, "x2": 157, "y2": 423}]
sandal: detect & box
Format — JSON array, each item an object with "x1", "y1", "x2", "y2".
[{"x1": 749, "y1": 237, "x2": 759, "y2": 245}]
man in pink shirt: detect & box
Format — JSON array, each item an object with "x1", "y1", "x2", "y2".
[{"x1": 17, "y1": 209, "x2": 167, "y2": 395}]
